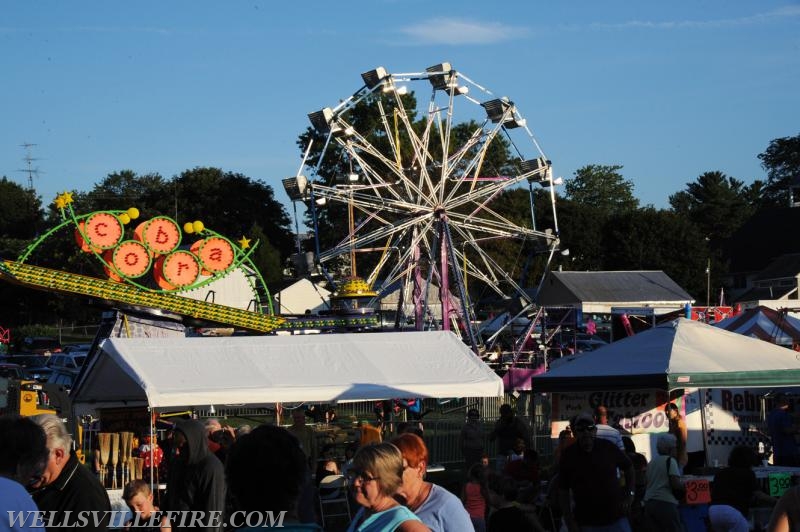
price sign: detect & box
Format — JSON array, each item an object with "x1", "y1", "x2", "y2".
[
  {"x1": 768, "y1": 473, "x2": 792, "y2": 497},
  {"x1": 684, "y1": 478, "x2": 711, "y2": 505}
]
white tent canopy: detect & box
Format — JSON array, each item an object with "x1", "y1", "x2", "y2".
[
  {"x1": 532, "y1": 318, "x2": 800, "y2": 392},
  {"x1": 71, "y1": 331, "x2": 503, "y2": 411}
]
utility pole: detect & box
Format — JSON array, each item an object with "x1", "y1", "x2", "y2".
[{"x1": 706, "y1": 258, "x2": 711, "y2": 307}]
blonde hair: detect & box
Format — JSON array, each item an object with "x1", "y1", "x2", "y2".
[
  {"x1": 351, "y1": 443, "x2": 404, "y2": 496},
  {"x1": 31, "y1": 414, "x2": 72, "y2": 453}
]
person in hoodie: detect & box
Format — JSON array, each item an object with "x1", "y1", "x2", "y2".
[{"x1": 165, "y1": 419, "x2": 226, "y2": 532}]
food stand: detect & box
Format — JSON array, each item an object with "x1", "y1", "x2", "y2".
[{"x1": 532, "y1": 319, "x2": 800, "y2": 531}]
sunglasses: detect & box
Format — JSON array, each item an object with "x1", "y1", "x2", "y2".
[{"x1": 346, "y1": 471, "x2": 380, "y2": 484}]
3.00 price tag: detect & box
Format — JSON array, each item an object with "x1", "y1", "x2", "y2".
[
  {"x1": 684, "y1": 479, "x2": 711, "y2": 505},
  {"x1": 768, "y1": 473, "x2": 792, "y2": 497}
]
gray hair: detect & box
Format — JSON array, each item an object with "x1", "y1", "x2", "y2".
[
  {"x1": 656, "y1": 433, "x2": 677, "y2": 455},
  {"x1": 32, "y1": 414, "x2": 72, "y2": 453}
]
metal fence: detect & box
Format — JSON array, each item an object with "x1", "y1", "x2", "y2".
[{"x1": 195, "y1": 392, "x2": 556, "y2": 470}]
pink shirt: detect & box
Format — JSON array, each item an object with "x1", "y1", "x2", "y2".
[{"x1": 463, "y1": 481, "x2": 486, "y2": 519}]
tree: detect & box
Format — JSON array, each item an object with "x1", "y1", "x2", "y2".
[
  {"x1": 758, "y1": 133, "x2": 800, "y2": 207},
  {"x1": 78, "y1": 170, "x2": 170, "y2": 217},
  {"x1": 603, "y1": 208, "x2": 709, "y2": 300},
  {"x1": 0, "y1": 177, "x2": 71, "y2": 327},
  {"x1": 168, "y1": 168, "x2": 294, "y2": 260},
  {"x1": 0, "y1": 177, "x2": 44, "y2": 241},
  {"x1": 563, "y1": 165, "x2": 639, "y2": 217},
  {"x1": 668, "y1": 171, "x2": 756, "y2": 244}
]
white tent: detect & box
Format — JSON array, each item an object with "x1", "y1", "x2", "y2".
[
  {"x1": 71, "y1": 331, "x2": 503, "y2": 411},
  {"x1": 532, "y1": 318, "x2": 800, "y2": 392},
  {"x1": 273, "y1": 278, "x2": 331, "y2": 315}
]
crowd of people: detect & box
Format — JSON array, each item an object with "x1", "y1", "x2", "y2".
[{"x1": 2, "y1": 396, "x2": 799, "y2": 532}]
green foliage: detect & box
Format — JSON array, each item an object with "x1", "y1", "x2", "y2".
[
  {"x1": 564, "y1": 165, "x2": 639, "y2": 217},
  {"x1": 246, "y1": 224, "x2": 283, "y2": 284},
  {"x1": 758, "y1": 133, "x2": 800, "y2": 207},
  {"x1": 170, "y1": 167, "x2": 294, "y2": 258},
  {"x1": 0, "y1": 177, "x2": 44, "y2": 239},
  {"x1": 668, "y1": 171, "x2": 757, "y2": 244},
  {"x1": 603, "y1": 208, "x2": 709, "y2": 300}
]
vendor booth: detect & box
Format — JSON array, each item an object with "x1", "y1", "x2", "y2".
[
  {"x1": 532, "y1": 318, "x2": 800, "y2": 531},
  {"x1": 70, "y1": 330, "x2": 503, "y2": 523}
]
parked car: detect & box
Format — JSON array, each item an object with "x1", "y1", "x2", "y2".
[
  {"x1": 0, "y1": 363, "x2": 26, "y2": 379},
  {"x1": 3, "y1": 354, "x2": 49, "y2": 368},
  {"x1": 47, "y1": 368, "x2": 80, "y2": 390},
  {"x1": 21, "y1": 337, "x2": 62, "y2": 355},
  {"x1": 62, "y1": 343, "x2": 92, "y2": 354},
  {"x1": 24, "y1": 365, "x2": 53, "y2": 382},
  {"x1": 46, "y1": 353, "x2": 87, "y2": 371}
]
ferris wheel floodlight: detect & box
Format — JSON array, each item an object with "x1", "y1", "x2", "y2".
[
  {"x1": 426, "y1": 62, "x2": 455, "y2": 90},
  {"x1": 482, "y1": 97, "x2": 525, "y2": 128},
  {"x1": 383, "y1": 84, "x2": 408, "y2": 95},
  {"x1": 520, "y1": 157, "x2": 546, "y2": 173},
  {"x1": 482, "y1": 97, "x2": 512, "y2": 121},
  {"x1": 308, "y1": 108, "x2": 354, "y2": 137},
  {"x1": 362, "y1": 67, "x2": 389, "y2": 89},
  {"x1": 282, "y1": 175, "x2": 308, "y2": 201}
]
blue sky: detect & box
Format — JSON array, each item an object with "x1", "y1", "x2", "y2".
[{"x1": 1, "y1": 1, "x2": 798, "y2": 216}]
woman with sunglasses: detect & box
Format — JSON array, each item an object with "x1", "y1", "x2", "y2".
[{"x1": 346, "y1": 443, "x2": 430, "y2": 532}]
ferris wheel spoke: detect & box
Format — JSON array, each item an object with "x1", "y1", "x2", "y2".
[
  {"x1": 306, "y1": 63, "x2": 559, "y2": 341},
  {"x1": 449, "y1": 223, "x2": 533, "y2": 301},
  {"x1": 317, "y1": 214, "x2": 432, "y2": 263}
]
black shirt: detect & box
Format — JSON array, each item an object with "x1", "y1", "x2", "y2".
[
  {"x1": 710, "y1": 467, "x2": 759, "y2": 517},
  {"x1": 31, "y1": 451, "x2": 112, "y2": 531}
]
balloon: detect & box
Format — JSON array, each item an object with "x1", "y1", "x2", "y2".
[
  {"x1": 127, "y1": 207, "x2": 140, "y2": 220},
  {"x1": 184, "y1": 222, "x2": 195, "y2": 234},
  {"x1": 193, "y1": 220, "x2": 205, "y2": 233}
]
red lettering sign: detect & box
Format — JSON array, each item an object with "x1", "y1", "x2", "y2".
[
  {"x1": 143, "y1": 217, "x2": 181, "y2": 254},
  {"x1": 84, "y1": 212, "x2": 123, "y2": 250},
  {"x1": 684, "y1": 478, "x2": 711, "y2": 505}
]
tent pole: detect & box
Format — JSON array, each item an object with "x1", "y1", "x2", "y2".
[{"x1": 697, "y1": 389, "x2": 710, "y2": 468}]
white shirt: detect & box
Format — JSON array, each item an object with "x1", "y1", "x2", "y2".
[{"x1": 595, "y1": 423, "x2": 624, "y2": 450}]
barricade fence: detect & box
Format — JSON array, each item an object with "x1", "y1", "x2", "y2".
[{"x1": 85, "y1": 393, "x2": 555, "y2": 475}]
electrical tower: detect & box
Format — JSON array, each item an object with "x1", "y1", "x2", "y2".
[{"x1": 18, "y1": 143, "x2": 42, "y2": 190}]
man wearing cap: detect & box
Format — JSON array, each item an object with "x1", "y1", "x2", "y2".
[
  {"x1": 460, "y1": 408, "x2": 485, "y2": 471},
  {"x1": 559, "y1": 412, "x2": 635, "y2": 532}
]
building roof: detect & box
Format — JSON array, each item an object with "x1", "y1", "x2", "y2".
[
  {"x1": 733, "y1": 285, "x2": 795, "y2": 303},
  {"x1": 754, "y1": 253, "x2": 800, "y2": 281},
  {"x1": 538, "y1": 270, "x2": 692, "y2": 304}
]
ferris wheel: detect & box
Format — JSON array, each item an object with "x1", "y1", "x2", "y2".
[{"x1": 292, "y1": 63, "x2": 561, "y2": 350}]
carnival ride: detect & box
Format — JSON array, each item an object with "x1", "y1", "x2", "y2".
[
  {"x1": 0, "y1": 192, "x2": 378, "y2": 333},
  {"x1": 286, "y1": 62, "x2": 561, "y2": 353}
]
